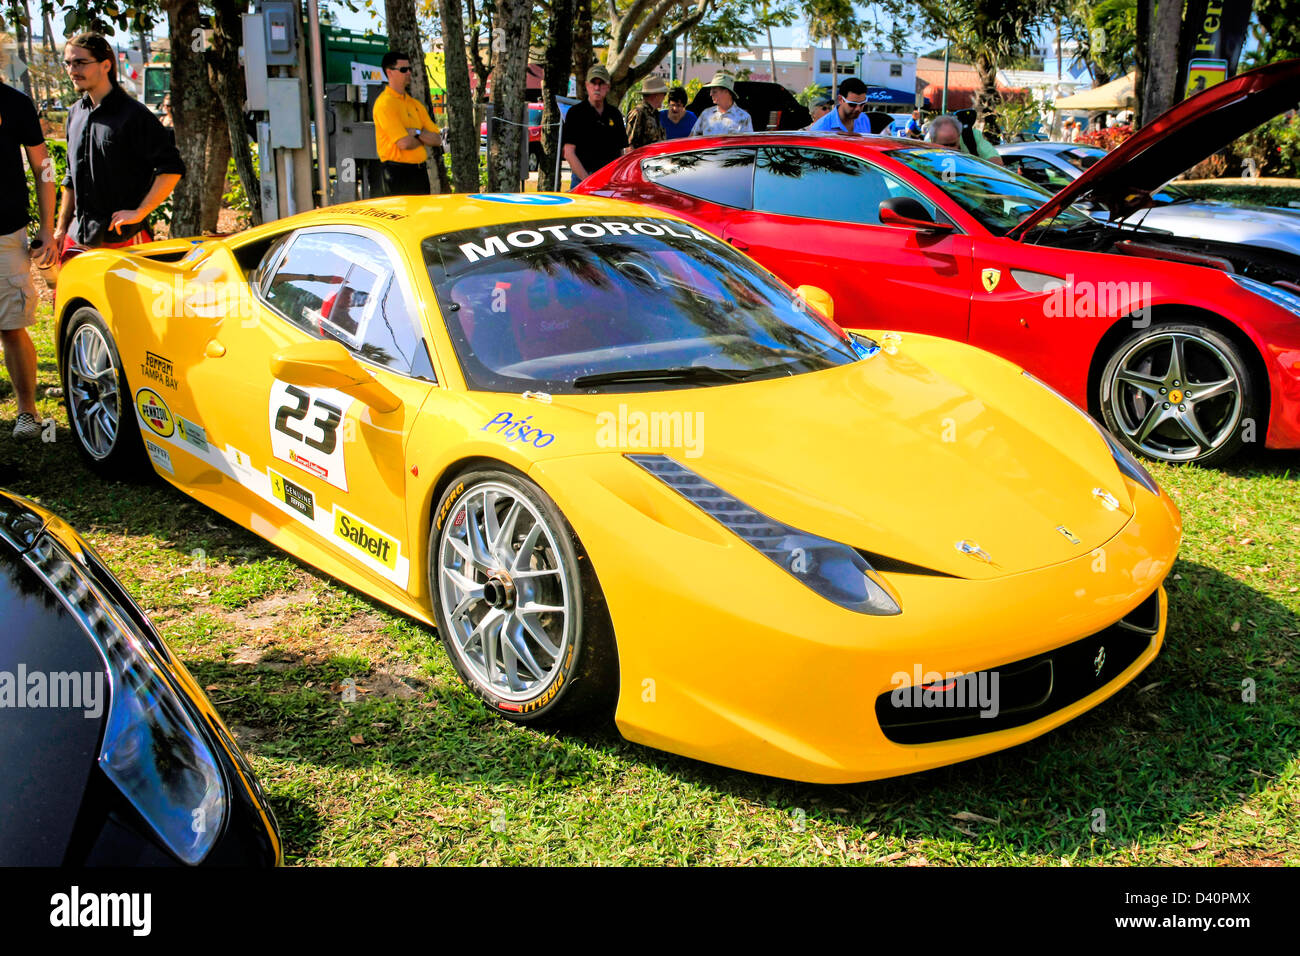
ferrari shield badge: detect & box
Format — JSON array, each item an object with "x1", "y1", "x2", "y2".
[{"x1": 981, "y1": 268, "x2": 1001, "y2": 292}]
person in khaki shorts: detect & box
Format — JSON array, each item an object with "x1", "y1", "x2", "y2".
[{"x1": 0, "y1": 71, "x2": 57, "y2": 442}]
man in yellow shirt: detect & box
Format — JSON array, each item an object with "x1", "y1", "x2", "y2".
[{"x1": 373, "y1": 51, "x2": 442, "y2": 195}]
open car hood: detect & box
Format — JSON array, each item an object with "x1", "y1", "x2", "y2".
[{"x1": 1008, "y1": 57, "x2": 1300, "y2": 241}]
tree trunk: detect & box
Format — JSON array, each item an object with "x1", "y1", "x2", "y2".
[
  {"x1": 468, "y1": 0, "x2": 494, "y2": 105},
  {"x1": 201, "y1": 106, "x2": 230, "y2": 232},
  {"x1": 572, "y1": 0, "x2": 593, "y2": 89},
  {"x1": 540, "y1": 0, "x2": 575, "y2": 190},
  {"x1": 767, "y1": 24, "x2": 777, "y2": 83},
  {"x1": 439, "y1": 0, "x2": 479, "y2": 191},
  {"x1": 168, "y1": 0, "x2": 211, "y2": 237},
  {"x1": 12, "y1": 1, "x2": 31, "y2": 98},
  {"x1": 488, "y1": 0, "x2": 529, "y2": 192},
  {"x1": 209, "y1": 0, "x2": 261, "y2": 226},
  {"x1": 1134, "y1": 0, "x2": 1149, "y2": 127},
  {"x1": 830, "y1": 34, "x2": 837, "y2": 86},
  {"x1": 1143, "y1": 0, "x2": 1182, "y2": 124},
  {"x1": 384, "y1": 0, "x2": 448, "y2": 193},
  {"x1": 974, "y1": 49, "x2": 1001, "y2": 119}
]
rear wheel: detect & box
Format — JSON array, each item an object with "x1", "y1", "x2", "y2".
[
  {"x1": 61, "y1": 308, "x2": 146, "y2": 479},
  {"x1": 1099, "y1": 323, "x2": 1256, "y2": 466},
  {"x1": 429, "y1": 468, "x2": 617, "y2": 722}
]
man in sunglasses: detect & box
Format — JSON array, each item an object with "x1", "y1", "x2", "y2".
[
  {"x1": 807, "y1": 77, "x2": 875, "y2": 134},
  {"x1": 373, "y1": 50, "x2": 442, "y2": 196}
]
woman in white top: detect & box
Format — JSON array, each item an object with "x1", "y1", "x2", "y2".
[{"x1": 690, "y1": 73, "x2": 753, "y2": 136}]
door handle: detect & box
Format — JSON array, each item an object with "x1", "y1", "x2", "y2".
[{"x1": 727, "y1": 237, "x2": 749, "y2": 251}]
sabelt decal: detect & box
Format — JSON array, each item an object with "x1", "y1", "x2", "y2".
[
  {"x1": 269, "y1": 468, "x2": 315, "y2": 520},
  {"x1": 144, "y1": 439, "x2": 174, "y2": 474},
  {"x1": 333, "y1": 507, "x2": 400, "y2": 571},
  {"x1": 135, "y1": 388, "x2": 175, "y2": 438},
  {"x1": 177, "y1": 416, "x2": 208, "y2": 452},
  {"x1": 140, "y1": 351, "x2": 178, "y2": 389},
  {"x1": 268, "y1": 380, "x2": 352, "y2": 491}
]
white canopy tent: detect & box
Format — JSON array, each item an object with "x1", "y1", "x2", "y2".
[{"x1": 1053, "y1": 72, "x2": 1137, "y2": 110}]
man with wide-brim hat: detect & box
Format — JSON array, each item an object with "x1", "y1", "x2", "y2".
[
  {"x1": 690, "y1": 72, "x2": 753, "y2": 136},
  {"x1": 562, "y1": 64, "x2": 627, "y2": 187},
  {"x1": 626, "y1": 75, "x2": 668, "y2": 150}
]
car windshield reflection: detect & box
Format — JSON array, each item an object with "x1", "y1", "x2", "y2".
[
  {"x1": 423, "y1": 217, "x2": 860, "y2": 393},
  {"x1": 891, "y1": 146, "x2": 1094, "y2": 235}
]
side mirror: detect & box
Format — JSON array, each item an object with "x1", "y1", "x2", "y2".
[
  {"x1": 794, "y1": 284, "x2": 834, "y2": 321},
  {"x1": 878, "y1": 197, "x2": 955, "y2": 234},
  {"x1": 270, "y1": 340, "x2": 402, "y2": 413}
]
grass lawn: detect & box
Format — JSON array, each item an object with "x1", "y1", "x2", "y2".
[
  {"x1": 1177, "y1": 181, "x2": 1300, "y2": 208},
  {"x1": 3, "y1": 296, "x2": 1298, "y2": 866}
]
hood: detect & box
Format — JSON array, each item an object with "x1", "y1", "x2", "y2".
[
  {"x1": 538, "y1": 337, "x2": 1136, "y2": 581},
  {"x1": 1009, "y1": 57, "x2": 1300, "y2": 240}
]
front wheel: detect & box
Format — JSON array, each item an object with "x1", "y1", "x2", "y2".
[
  {"x1": 1098, "y1": 323, "x2": 1257, "y2": 466},
  {"x1": 60, "y1": 307, "x2": 147, "y2": 479},
  {"x1": 429, "y1": 468, "x2": 617, "y2": 722}
]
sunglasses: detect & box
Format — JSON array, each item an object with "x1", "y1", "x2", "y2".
[
  {"x1": 63, "y1": 58, "x2": 101, "y2": 69},
  {"x1": 389, "y1": 66, "x2": 411, "y2": 73},
  {"x1": 839, "y1": 97, "x2": 868, "y2": 110}
]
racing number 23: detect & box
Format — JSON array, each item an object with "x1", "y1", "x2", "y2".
[{"x1": 274, "y1": 385, "x2": 342, "y2": 454}]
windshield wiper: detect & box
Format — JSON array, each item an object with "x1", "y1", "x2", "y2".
[{"x1": 573, "y1": 365, "x2": 775, "y2": 388}]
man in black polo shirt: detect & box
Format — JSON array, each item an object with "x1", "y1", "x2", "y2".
[
  {"x1": 561, "y1": 65, "x2": 626, "y2": 188},
  {"x1": 0, "y1": 73, "x2": 56, "y2": 443},
  {"x1": 54, "y1": 33, "x2": 184, "y2": 260}
]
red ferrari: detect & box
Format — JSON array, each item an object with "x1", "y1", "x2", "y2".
[{"x1": 577, "y1": 59, "x2": 1300, "y2": 466}]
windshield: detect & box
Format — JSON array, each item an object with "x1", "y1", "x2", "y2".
[
  {"x1": 423, "y1": 216, "x2": 861, "y2": 393},
  {"x1": 890, "y1": 146, "x2": 1094, "y2": 235}
]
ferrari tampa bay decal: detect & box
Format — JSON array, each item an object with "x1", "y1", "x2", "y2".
[{"x1": 268, "y1": 380, "x2": 353, "y2": 492}]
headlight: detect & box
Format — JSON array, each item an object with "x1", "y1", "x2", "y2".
[
  {"x1": 24, "y1": 533, "x2": 226, "y2": 864},
  {"x1": 1229, "y1": 274, "x2": 1300, "y2": 316},
  {"x1": 628, "y1": 455, "x2": 901, "y2": 615},
  {"x1": 1021, "y1": 371, "x2": 1161, "y2": 496}
]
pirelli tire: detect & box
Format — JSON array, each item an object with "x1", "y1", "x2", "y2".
[
  {"x1": 60, "y1": 307, "x2": 148, "y2": 480},
  {"x1": 429, "y1": 467, "x2": 618, "y2": 723}
]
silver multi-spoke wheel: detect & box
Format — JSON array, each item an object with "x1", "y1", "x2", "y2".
[
  {"x1": 437, "y1": 480, "x2": 574, "y2": 701},
  {"x1": 1105, "y1": 329, "x2": 1246, "y2": 463},
  {"x1": 67, "y1": 322, "x2": 122, "y2": 459}
]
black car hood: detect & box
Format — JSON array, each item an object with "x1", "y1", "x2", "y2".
[{"x1": 1009, "y1": 57, "x2": 1300, "y2": 240}]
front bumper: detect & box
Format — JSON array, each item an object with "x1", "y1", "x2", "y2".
[{"x1": 534, "y1": 456, "x2": 1182, "y2": 783}]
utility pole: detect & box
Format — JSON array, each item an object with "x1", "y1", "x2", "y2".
[{"x1": 942, "y1": 38, "x2": 950, "y2": 113}]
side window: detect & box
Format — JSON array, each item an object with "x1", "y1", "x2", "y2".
[
  {"x1": 641, "y1": 147, "x2": 755, "y2": 209},
  {"x1": 754, "y1": 147, "x2": 943, "y2": 226},
  {"x1": 1009, "y1": 156, "x2": 1073, "y2": 190},
  {"x1": 261, "y1": 231, "x2": 433, "y2": 379}
]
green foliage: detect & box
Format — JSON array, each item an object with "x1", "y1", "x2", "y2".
[
  {"x1": 1245, "y1": 0, "x2": 1300, "y2": 66},
  {"x1": 1227, "y1": 115, "x2": 1300, "y2": 179},
  {"x1": 795, "y1": 81, "x2": 825, "y2": 107},
  {"x1": 992, "y1": 96, "x2": 1046, "y2": 139},
  {"x1": 24, "y1": 138, "x2": 65, "y2": 230},
  {"x1": 223, "y1": 145, "x2": 259, "y2": 227},
  {"x1": 1177, "y1": 182, "x2": 1300, "y2": 206}
]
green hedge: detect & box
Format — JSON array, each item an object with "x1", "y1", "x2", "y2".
[{"x1": 1177, "y1": 182, "x2": 1300, "y2": 208}]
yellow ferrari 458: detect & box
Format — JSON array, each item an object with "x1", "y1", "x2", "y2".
[{"x1": 53, "y1": 192, "x2": 1181, "y2": 783}]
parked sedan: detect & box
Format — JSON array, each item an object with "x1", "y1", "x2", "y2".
[
  {"x1": 998, "y1": 140, "x2": 1300, "y2": 256},
  {"x1": 577, "y1": 58, "x2": 1300, "y2": 467},
  {"x1": 0, "y1": 490, "x2": 281, "y2": 865}
]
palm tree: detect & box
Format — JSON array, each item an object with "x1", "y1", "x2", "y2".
[{"x1": 807, "y1": 0, "x2": 860, "y2": 90}]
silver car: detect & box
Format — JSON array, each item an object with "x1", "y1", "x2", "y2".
[{"x1": 998, "y1": 141, "x2": 1300, "y2": 255}]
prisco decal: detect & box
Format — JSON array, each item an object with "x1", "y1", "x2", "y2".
[
  {"x1": 482, "y1": 412, "x2": 555, "y2": 448},
  {"x1": 135, "y1": 388, "x2": 175, "y2": 438}
]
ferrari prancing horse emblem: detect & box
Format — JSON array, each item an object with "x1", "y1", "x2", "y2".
[{"x1": 981, "y1": 268, "x2": 1001, "y2": 292}]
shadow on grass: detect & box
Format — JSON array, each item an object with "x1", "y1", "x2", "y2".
[{"x1": 185, "y1": 558, "x2": 1297, "y2": 862}]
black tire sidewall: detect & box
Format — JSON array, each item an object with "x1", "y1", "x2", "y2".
[
  {"x1": 429, "y1": 467, "x2": 613, "y2": 722},
  {"x1": 1099, "y1": 322, "x2": 1256, "y2": 467},
  {"x1": 60, "y1": 308, "x2": 146, "y2": 479}
]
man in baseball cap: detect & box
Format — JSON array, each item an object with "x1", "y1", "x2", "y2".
[
  {"x1": 562, "y1": 64, "x2": 627, "y2": 186},
  {"x1": 626, "y1": 75, "x2": 668, "y2": 150}
]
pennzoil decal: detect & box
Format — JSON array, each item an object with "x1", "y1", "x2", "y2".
[
  {"x1": 177, "y1": 416, "x2": 208, "y2": 452},
  {"x1": 140, "y1": 351, "x2": 177, "y2": 389},
  {"x1": 270, "y1": 468, "x2": 315, "y2": 520},
  {"x1": 333, "y1": 506, "x2": 400, "y2": 572},
  {"x1": 135, "y1": 388, "x2": 175, "y2": 438},
  {"x1": 144, "y1": 439, "x2": 173, "y2": 474}
]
